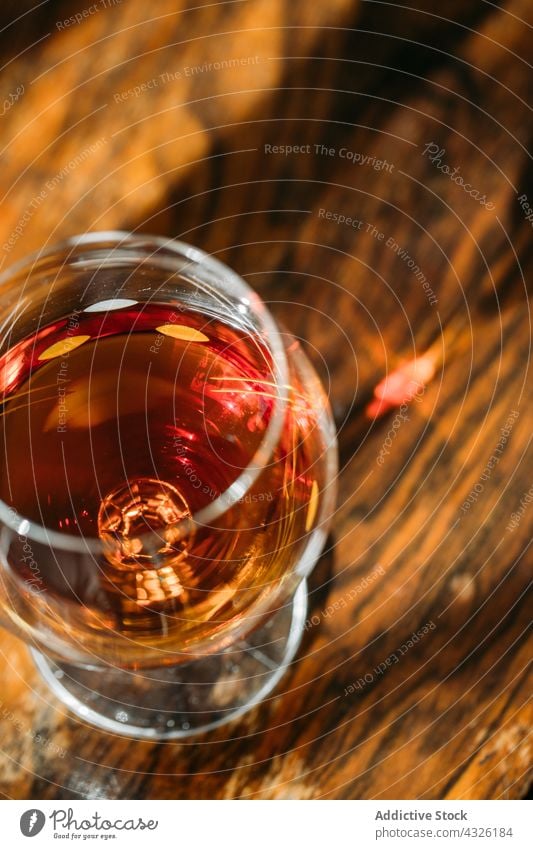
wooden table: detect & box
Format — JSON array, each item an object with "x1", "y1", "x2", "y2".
[{"x1": 0, "y1": 0, "x2": 531, "y2": 799}]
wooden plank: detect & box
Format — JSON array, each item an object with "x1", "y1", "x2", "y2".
[{"x1": 0, "y1": 0, "x2": 530, "y2": 800}]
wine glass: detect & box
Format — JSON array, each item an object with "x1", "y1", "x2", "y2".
[{"x1": 0, "y1": 233, "x2": 337, "y2": 738}]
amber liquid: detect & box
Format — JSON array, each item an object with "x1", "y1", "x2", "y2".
[{"x1": 0, "y1": 303, "x2": 319, "y2": 658}]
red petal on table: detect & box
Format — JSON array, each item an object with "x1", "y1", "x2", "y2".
[
  {"x1": 365, "y1": 354, "x2": 436, "y2": 419},
  {"x1": 365, "y1": 395, "x2": 397, "y2": 419}
]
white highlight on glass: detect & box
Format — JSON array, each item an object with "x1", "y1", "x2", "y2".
[{"x1": 84, "y1": 299, "x2": 138, "y2": 312}]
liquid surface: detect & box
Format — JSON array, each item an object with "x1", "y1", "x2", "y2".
[{"x1": 0, "y1": 302, "x2": 319, "y2": 657}]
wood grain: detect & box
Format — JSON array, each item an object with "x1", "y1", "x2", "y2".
[{"x1": 0, "y1": 0, "x2": 531, "y2": 799}]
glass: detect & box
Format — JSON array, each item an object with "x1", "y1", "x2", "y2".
[{"x1": 0, "y1": 233, "x2": 337, "y2": 738}]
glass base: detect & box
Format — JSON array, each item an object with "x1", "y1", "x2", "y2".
[{"x1": 31, "y1": 580, "x2": 307, "y2": 739}]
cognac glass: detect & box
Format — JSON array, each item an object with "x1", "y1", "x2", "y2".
[{"x1": 0, "y1": 233, "x2": 337, "y2": 737}]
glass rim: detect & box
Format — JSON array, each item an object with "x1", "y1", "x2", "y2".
[{"x1": 0, "y1": 231, "x2": 289, "y2": 553}]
